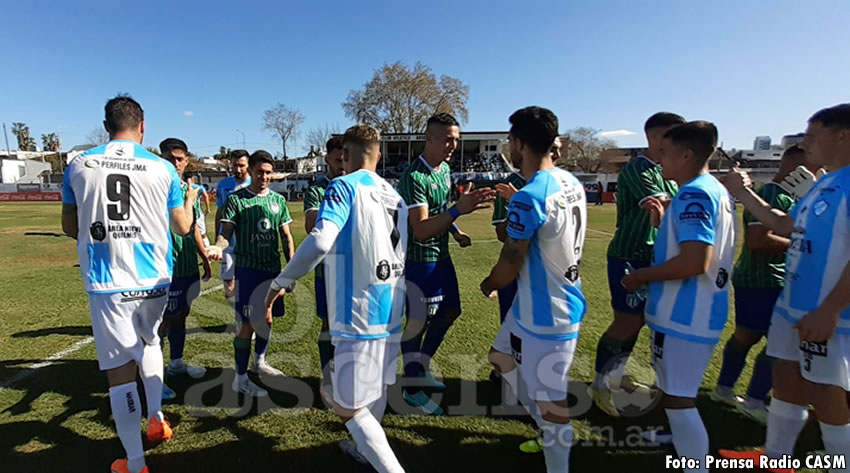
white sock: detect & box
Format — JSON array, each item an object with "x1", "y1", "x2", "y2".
[
  {"x1": 369, "y1": 390, "x2": 388, "y2": 423},
  {"x1": 539, "y1": 419, "x2": 572, "y2": 473},
  {"x1": 765, "y1": 399, "x2": 808, "y2": 458},
  {"x1": 501, "y1": 368, "x2": 543, "y2": 424},
  {"x1": 820, "y1": 422, "x2": 850, "y2": 473},
  {"x1": 170, "y1": 357, "x2": 184, "y2": 368},
  {"x1": 109, "y1": 382, "x2": 145, "y2": 473},
  {"x1": 345, "y1": 409, "x2": 405, "y2": 473},
  {"x1": 666, "y1": 408, "x2": 708, "y2": 473},
  {"x1": 139, "y1": 344, "x2": 165, "y2": 422},
  {"x1": 256, "y1": 353, "x2": 266, "y2": 366}
]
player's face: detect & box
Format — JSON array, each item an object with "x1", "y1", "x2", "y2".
[
  {"x1": 326, "y1": 148, "x2": 345, "y2": 178},
  {"x1": 427, "y1": 125, "x2": 460, "y2": 162},
  {"x1": 658, "y1": 137, "x2": 687, "y2": 181},
  {"x1": 508, "y1": 134, "x2": 523, "y2": 168},
  {"x1": 801, "y1": 122, "x2": 843, "y2": 170},
  {"x1": 251, "y1": 162, "x2": 274, "y2": 190},
  {"x1": 551, "y1": 137, "x2": 562, "y2": 161},
  {"x1": 233, "y1": 157, "x2": 249, "y2": 180},
  {"x1": 165, "y1": 149, "x2": 188, "y2": 176}
]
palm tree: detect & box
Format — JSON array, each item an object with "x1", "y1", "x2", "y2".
[
  {"x1": 41, "y1": 133, "x2": 61, "y2": 152},
  {"x1": 11, "y1": 122, "x2": 36, "y2": 151}
]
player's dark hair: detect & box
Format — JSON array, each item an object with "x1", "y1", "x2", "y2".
[
  {"x1": 159, "y1": 138, "x2": 187, "y2": 155},
  {"x1": 508, "y1": 106, "x2": 559, "y2": 155},
  {"x1": 809, "y1": 103, "x2": 850, "y2": 130},
  {"x1": 104, "y1": 94, "x2": 144, "y2": 135},
  {"x1": 343, "y1": 124, "x2": 380, "y2": 147},
  {"x1": 249, "y1": 150, "x2": 274, "y2": 168},
  {"x1": 644, "y1": 112, "x2": 686, "y2": 132},
  {"x1": 782, "y1": 144, "x2": 805, "y2": 159},
  {"x1": 426, "y1": 113, "x2": 459, "y2": 132},
  {"x1": 229, "y1": 149, "x2": 249, "y2": 161},
  {"x1": 326, "y1": 135, "x2": 344, "y2": 152},
  {"x1": 663, "y1": 120, "x2": 718, "y2": 163}
]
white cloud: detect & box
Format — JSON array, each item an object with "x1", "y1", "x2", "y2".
[
  {"x1": 183, "y1": 111, "x2": 194, "y2": 117},
  {"x1": 598, "y1": 129, "x2": 637, "y2": 138}
]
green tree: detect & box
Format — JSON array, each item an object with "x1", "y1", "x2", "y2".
[
  {"x1": 11, "y1": 122, "x2": 36, "y2": 151},
  {"x1": 41, "y1": 133, "x2": 61, "y2": 152}
]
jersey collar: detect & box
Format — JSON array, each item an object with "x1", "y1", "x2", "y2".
[
  {"x1": 418, "y1": 155, "x2": 439, "y2": 173},
  {"x1": 636, "y1": 154, "x2": 658, "y2": 167}
]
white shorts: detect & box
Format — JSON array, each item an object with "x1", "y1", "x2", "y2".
[
  {"x1": 492, "y1": 315, "x2": 577, "y2": 403},
  {"x1": 650, "y1": 331, "x2": 715, "y2": 398},
  {"x1": 197, "y1": 212, "x2": 207, "y2": 236},
  {"x1": 767, "y1": 314, "x2": 850, "y2": 391},
  {"x1": 331, "y1": 336, "x2": 399, "y2": 410},
  {"x1": 221, "y1": 244, "x2": 236, "y2": 281},
  {"x1": 88, "y1": 288, "x2": 168, "y2": 371}
]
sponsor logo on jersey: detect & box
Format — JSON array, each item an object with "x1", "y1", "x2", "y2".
[
  {"x1": 507, "y1": 211, "x2": 525, "y2": 233},
  {"x1": 510, "y1": 333, "x2": 522, "y2": 364},
  {"x1": 679, "y1": 191, "x2": 710, "y2": 201},
  {"x1": 813, "y1": 199, "x2": 829, "y2": 217},
  {"x1": 90, "y1": 221, "x2": 106, "y2": 241},
  {"x1": 323, "y1": 186, "x2": 342, "y2": 203},
  {"x1": 376, "y1": 260, "x2": 391, "y2": 281},
  {"x1": 84, "y1": 159, "x2": 100, "y2": 168},
  {"x1": 799, "y1": 340, "x2": 828, "y2": 357},
  {"x1": 716, "y1": 268, "x2": 729, "y2": 288},
  {"x1": 679, "y1": 202, "x2": 710, "y2": 221},
  {"x1": 257, "y1": 218, "x2": 272, "y2": 232}
]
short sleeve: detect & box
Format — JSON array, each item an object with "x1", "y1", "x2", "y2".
[
  {"x1": 303, "y1": 186, "x2": 322, "y2": 213},
  {"x1": 492, "y1": 196, "x2": 509, "y2": 224},
  {"x1": 672, "y1": 188, "x2": 715, "y2": 245},
  {"x1": 399, "y1": 173, "x2": 428, "y2": 209},
  {"x1": 621, "y1": 161, "x2": 669, "y2": 206},
  {"x1": 279, "y1": 198, "x2": 293, "y2": 227},
  {"x1": 221, "y1": 194, "x2": 239, "y2": 224},
  {"x1": 317, "y1": 180, "x2": 354, "y2": 230},
  {"x1": 62, "y1": 167, "x2": 76, "y2": 205},
  {"x1": 506, "y1": 190, "x2": 545, "y2": 240},
  {"x1": 166, "y1": 164, "x2": 184, "y2": 210}
]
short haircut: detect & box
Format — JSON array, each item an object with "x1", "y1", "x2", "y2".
[
  {"x1": 159, "y1": 138, "x2": 187, "y2": 155},
  {"x1": 343, "y1": 124, "x2": 380, "y2": 147},
  {"x1": 104, "y1": 94, "x2": 144, "y2": 134},
  {"x1": 644, "y1": 112, "x2": 686, "y2": 132},
  {"x1": 508, "y1": 106, "x2": 559, "y2": 155},
  {"x1": 249, "y1": 150, "x2": 274, "y2": 168},
  {"x1": 782, "y1": 144, "x2": 805, "y2": 159},
  {"x1": 229, "y1": 149, "x2": 249, "y2": 161},
  {"x1": 809, "y1": 103, "x2": 850, "y2": 130},
  {"x1": 426, "y1": 113, "x2": 459, "y2": 132},
  {"x1": 326, "y1": 136, "x2": 344, "y2": 152},
  {"x1": 663, "y1": 120, "x2": 718, "y2": 162}
]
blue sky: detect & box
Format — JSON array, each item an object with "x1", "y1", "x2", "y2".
[{"x1": 1, "y1": 0, "x2": 848, "y2": 155}]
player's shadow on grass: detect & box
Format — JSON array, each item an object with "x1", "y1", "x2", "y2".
[{"x1": 11, "y1": 325, "x2": 93, "y2": 338}]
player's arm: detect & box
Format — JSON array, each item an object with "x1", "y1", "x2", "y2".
[
  {"x1": 403, "y1": 179, "x2": 494, "y2": 241},
  {"x1": 279, "y1": 223, "x2": 294, "y2": 263},
  {"x1": 745, "y1": 223, "x2": 790, "y2": 253},
  {"x1": 214, "y1": 182, "x2": 225, "y2": 239},
  {"x1": 495, "y1": 223, "x2": 508, "y2": 243},
  {"x1": 208, "y1": 194, "x2": 238, "y2": 260},
  {"x1": 624, "y1": 241, "x2": 714, "y2": 290},
  {"x1": 61, "y1": 204, "x2": 78, "y2": 239},
  {"x1": 481, "y1": 236, "x2": 530, "y2": 296},
  {"x1": 723, "y1": 168, "x2": 794, "y2": 236},
  {"x1": 193, "y1": 221, "x2": 212, "y2": 279},
  {"x1": 304, "y1": 186, "x2": 321, "y2": 233},
  {"x1": 201, "y1": 188, "x2": 211, "y2": 215},
  {"x1": 795, "y1": 260, "x2": 850, "y2": 341},
  {"x1": 169, "y1": 178, "x2": 198, "y2": 236},
  {"x1": 623, "y1": 162, "x2": 670, "y2": 207}
]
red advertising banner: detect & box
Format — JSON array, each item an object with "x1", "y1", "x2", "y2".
[{"x1": 0, "y1": 192, "x2": 61, "y2": 202}]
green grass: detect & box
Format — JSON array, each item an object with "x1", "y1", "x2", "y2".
[{"x1": 0, "y1": 202, "x2": 827, "y2": 472}]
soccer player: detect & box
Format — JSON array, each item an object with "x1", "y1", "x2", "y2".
[
  {"x1": 621, "y1": 121, "x2": 736, "y2": 473},
  {"x1": 265, "y1": 124, "x2": 408, "y2": 473},
  {"x1": 304, "y1": 135, "x2": 346, "y2": 397},
  {"x1": 710, "y1": 145, "x2": 809, "y2": 424},
  {"x1": 398, "y1": 113, "x2": 495, "y2": 414},
  {"x1": 719, "y1": 104, "x2": 850, "y2": 469},
  {"x1": 158, "y1": 138, "x2": 212, "y2": 400},
  {"x1": 482, "y1": 106, "x2": 587, "y2": 472},
  {"x1": 215, "y1": 149, "x2": 251, "y2": 299},
  {"x1": 193, "y1": 176, "x2": 211, "y2": 247},
  {"x1": 209, "y1": 150, "x2": 295, "y2": 396},
  {"x1": 591, "y1": 112, "x2": 686, "y2": 416},
  {"x1": 61, "y1": 95, "x2": 198, "y2": 473}
]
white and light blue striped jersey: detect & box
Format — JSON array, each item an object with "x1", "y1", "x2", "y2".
[
  {"x1": 645, "y1": 173, "x2": 737, "y2": 344},
  {"x1": 215, "y1": 175, "x2": 251, "y2": 208},
  {"x1": 62, "y1": 140, "x2": 184, "y2": 293},
  {"x1": 773, "y1": 165, "x2": 850, "y2": 334},
  {"x1": 505, "y1": 168, "x2": 587, "y2": 340},
  {"x1": 317, "y1": 169, "x2": 409, "y2": 340}
]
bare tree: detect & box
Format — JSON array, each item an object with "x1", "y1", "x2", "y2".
[
  {"x1": 558, "y1": 127, "x2": 617, "y2": 173},
  {"x1": 11, "y1": 122, "x2": 36, "y2": 151},
  {"x1": 262, "y1": 104, "x2": 305, "y2": 160},
  {"x1": 342, "y1": 61, "x2": 470, "y2": 133},
  {"x1": 305, "y1": 123, "x2": 341, "y2": 153},
  {"x1": 85, "y1": 127, "x2": 110, "y2": 145},
  {"x1": 41, "y1": 132, "x2": 61, "y2": 152}
]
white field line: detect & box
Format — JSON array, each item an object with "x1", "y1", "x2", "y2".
[{"x1": 0, "y1": 283, "x2": 224, "y2": 390}]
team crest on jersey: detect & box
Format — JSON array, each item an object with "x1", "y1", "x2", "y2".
[
  {"x1": 376, "y1": 260, "x2": 391, "y2": 281},
  {"x1": 679, "y1": 202, "x2": 709, "y2": 221},
  {"x1": 323, "y1": 187, "x2": 342, "y2": 203},
  {"x1": 431, "y1": 183, "x2": 438, "y2": 190},
  {"x1": 813, "y1": 199, "x2": 829, "y2": 217},
  {"x1": 257, "y1": 218, "x2": 272, "y2": 232},
  {"x1": 90, "y1": 222, "x2": 106, "y2": 241},
  {"x1": 270, "y1": 202, "x2": 280, "y2": 214},
  {"x1": 564, "y1": 264, "x2": 579, "y2": 283},
  {"x1": 716, "y1": 268, "x2": 729, "y2": 288},
  {"x1": 84, "y1": 159, "x2": 99, "y2": 169},
  {"x1": 557, "y1": 201, "x2": 567, "y2": 209},
  {"x1": 507, "y1": 211, "x2": 525, "y2": 233}
]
